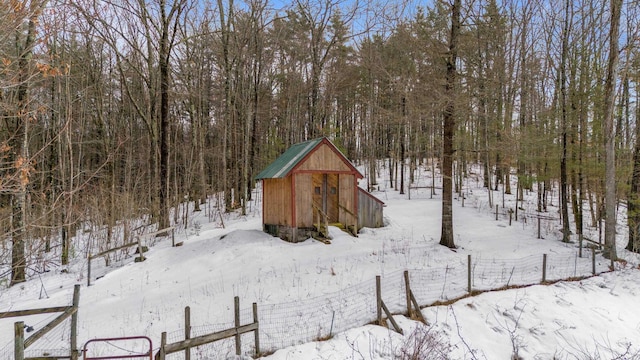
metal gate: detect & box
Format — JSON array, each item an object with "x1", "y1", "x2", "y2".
[{"x1": 82, "y1": 336, "x2": 152, "y2": 360}]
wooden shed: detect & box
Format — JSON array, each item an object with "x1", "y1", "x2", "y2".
[
  {"x1": 358, "y1": 188, "x2": 385, "y2": 229},
  {"x1": 255, "y1": 137, "x2": 384, "y2": 242}
]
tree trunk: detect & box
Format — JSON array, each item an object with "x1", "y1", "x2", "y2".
[
  {"x1": 559, "y1": 0, "x2": 571, "y2": 243},
  {"x1": 603, "y1": 0, "x2": 622, "y2": 259},
  {"x1": 628, "y1": 118, "x2": 640, "y2": 253},
  {"x1": 10, "y1": 4, "x2": 43, "y2": 285},
  {"x1": 158, "y1": 0, "x2": 171, "y2": 230},
  {"x1": 440, "y1": 0, "x2": 461, "y2": 249},
  {"x1": 218, "y1": 0, "x2": 233, "y2": 213},
  {"x1": 400, "y1": 97, "x2": 406, "y2": 195}
]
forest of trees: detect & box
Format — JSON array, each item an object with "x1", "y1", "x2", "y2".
[{"x1": 1, "y1": 0, "x2": 638, "y2": 285}]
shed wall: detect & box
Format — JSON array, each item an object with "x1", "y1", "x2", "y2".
[
  {"x1": 296, "y1": 144, "x2": 352, "y2": 172},
  {"x1": 295, "y1": 173, "x2": 313, "y2": 228},
  {"x1": 358, "y1": 188, "x2": 384, "y2": 229},
  {"x1": 338, "y1": 174, "x2": 357, "y2": 228},
  {"x1": 263, "y1": 177, "x2": 292, "y2": 226}
]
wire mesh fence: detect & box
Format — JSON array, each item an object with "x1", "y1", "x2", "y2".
[
  {"x1": 0, "y1": 314, "x2": 73, "y2": 360},
  {"x1": 159, "y1": 250, "x2": 611, "y2": 358},
  {"x1": 1, "y1": 250, "x2": 611, "y2": 359}
]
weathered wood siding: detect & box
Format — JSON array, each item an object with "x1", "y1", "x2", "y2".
[
  {"x1": 295, "y1": 173, "x2": 313, "y2": 228},
  {"x1": 296, "y1": 144, "x2": 351, "y2": 172},
  {"x1": 263, "y1": 177, "x2": 292, "y2": 226},
  {"x1": 338, "y1": 174, "x2": 357, "y2": 227},
  {"x1": 358, "y1": 188, "x2": 384, "y2": 229}
]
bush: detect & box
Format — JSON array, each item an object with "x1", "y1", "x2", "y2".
[{"x1": 397, "y1": 324, "x2": 450, "y2": 360}]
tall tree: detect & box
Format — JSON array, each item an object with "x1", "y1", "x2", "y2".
[
  {"x1": 158, "y1": 0, "x2": 186, "y2": 229},
  {"x1": 558, "y1": 0, "x2": 572, "y2": 243},
  {"x1": 603, "y1": 0, "x2": 623, "y2": 259},
  {"x1": 440, "y1": 0, "x2": 461, "y2": 249},
  {"x1": 6, "y1": 0, "x2": 48, "y2": 285},
  {"x1": 627, "y1": 48, "x2": 640, "y2": 253}
]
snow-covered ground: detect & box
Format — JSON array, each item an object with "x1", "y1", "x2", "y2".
[{"x1": 1, "y1": 165, "x2": 639, "y2": 359}]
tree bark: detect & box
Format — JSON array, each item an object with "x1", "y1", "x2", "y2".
[
  {"x1": 628, "y1": 115, "x2": 640, "y2": 253},
  {"x1": 159, "y1": 0, "x2": 171, "y2": 229},
  {"x1": 559, "y1": 0, "x2": 571, "y2": 243},
  {"x1": 10, "y1": 2, "x2": 46, "y2": 285},
  {"x1": 603, "y1": 0, "x2": 622, "y2": 259},
  {"x1": 440, "y1": 0, "x2": 461, "y2": 249}
]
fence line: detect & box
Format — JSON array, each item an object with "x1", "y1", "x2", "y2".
[
  {"x1": 4, "y1": 250, "x2": 607, "y2": 359},
  {"x1": 156, "y1": 298, "x2": 259, "y2": 360},
  {"x1": 1, "y1": 285, "x2": 80, "y2": 360},
  {"x1": 158, "y1": 250, "x2": 610, "y2": 357}
]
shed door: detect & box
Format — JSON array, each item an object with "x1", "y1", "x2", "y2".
[{"x1": 312, "y1": 173, "x2": 339, "y2": 223}]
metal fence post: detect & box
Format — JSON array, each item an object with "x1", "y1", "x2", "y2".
[
  {"x1": 542, "y1": 254, "x2": 547, "y2": 283},
  {"x1": 376, "y1": 276, "x2": 382, "y2": 325},
  {"x1": 468, "y1": 254, "x2": 472, "y2": 293},
  {"x1": 184, "y1": 306, "x2": 191, "y2": 360}
]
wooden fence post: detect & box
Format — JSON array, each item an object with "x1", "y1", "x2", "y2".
[
  {"x1": 184, "y1": 306, "x2": 191, "y2": 360},
  {"x1": 172, "y1": 228, "x2": 175, "y2": 247},
  {"x1": 15, "y1": 321, "x2": 24, "y2": 360},
  {"x1": 71, "y1": 285, "x2": 80, "y2": 360},
  {"x1": 592, "y1": 248, "x2": 596, "y2": 275},
  {"x1": 374, "y1": 276, "x2": 403, "y2": 333},
  {"x1": 402, "y1": 271, "x2": 426, "y2": 324},
  {"x1": 234, "y1": 296, "x2": 241, "y2": 355},
  {"x1": 403, "y1": 271, "x2": 412, "y2": 318},
  {"x1": 467, "y1": 254, "x2": 472, "y2": 293},
  {"x1": 495, "y1": 205, "x2": 499, "y2": 220},
  {"x1": 376, "y1": 276, "x2": 382, "y2": 326},
  {"x1": 542, "y1": 254, "x2": 547, "y2": 283},
  {"x1": 137, "y1": 237, "x2": 145, "y2": 262},
  {"x1": 252, "y1": 303, "x2": 260, "y2": 357},
  {"x1": 158, "y1": 332, "x2": 166, "y2": 360},
  {"x1": 579, "y1": 234, "x2": 583, "y2": 258}
]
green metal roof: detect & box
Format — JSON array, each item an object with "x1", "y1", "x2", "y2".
[{"x1": 255, "y1": 138, "x2": 323, "y2": 179}]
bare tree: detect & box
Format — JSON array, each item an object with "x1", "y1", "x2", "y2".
[
  {"x1": 440, "y1": 0, "x2": 461, "y2": 249},
  {"x1": 3, "y1": 0, "x2": 49, "y2": 285},
  {"x1": 628, "y1": 50, "x2": 640, "y2": 253},
  {"x1": 558, "y1": 0, "x2": 572, "y2": 243},
  {"x1": 158, "y1": 0, "x2": 187, "y2": 229},
  {"x1": 603, "y1": 0, "x2": 622, "y2": 259}
]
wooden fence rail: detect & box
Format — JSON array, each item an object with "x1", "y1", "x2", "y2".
[
  {"x1": 2, "y1": 285, "x2": 80, "y2": 360},
  {"x1": 87, "y1": 227, "x2": 175, "y2": 286},
  {"x1": 376, "y1": 252, "x2": 599, "y2": 334},
  {"x1": 155, "y1": 297, "x2": 259, "y2": 360}
]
